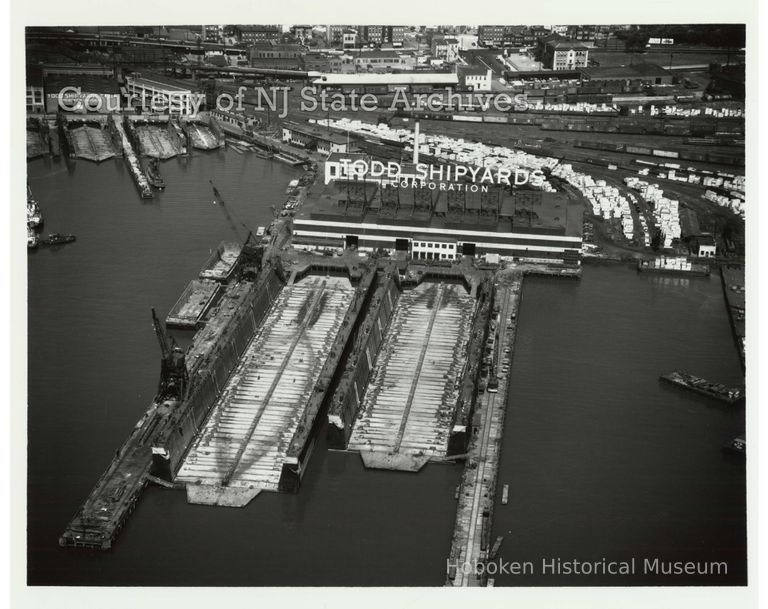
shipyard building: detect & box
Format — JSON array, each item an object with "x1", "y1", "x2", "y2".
[{"x1": 293, "y1": 152, "x2": 583, "y2": 264}]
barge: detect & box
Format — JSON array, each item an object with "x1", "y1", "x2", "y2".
[
  {"x1": 660, "y1": 370, "x2": 744, "y2": 404},
  {"x1": 41, "y1": 233, "x2": 76, "y2": 246},
  {"x1": 637, "y1": 257, "x2": 710, "y2": 276}
]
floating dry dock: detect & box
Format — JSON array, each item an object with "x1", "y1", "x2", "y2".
[
  {"x1": 346, "y1": 280, "x2": 477, "y2": 471},
  {"x1": 176, "y1": 275, "x2": 357, "y2": 506},
  {"x1": 60, "y1": 235, "x2": 269, "y2": 549},
  {"x1": 326, "y1": 263, "x2": 493, "y2": 468}
]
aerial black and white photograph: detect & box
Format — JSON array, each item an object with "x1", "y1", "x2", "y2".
[{"x1": 6, "y1": 1, "x2": 762, "y2": 607}]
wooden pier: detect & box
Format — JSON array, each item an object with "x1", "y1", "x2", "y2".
[{"x1": 446, "y1": 271, "x2": 522, "y2": 586}]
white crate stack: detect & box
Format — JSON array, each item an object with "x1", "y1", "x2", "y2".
[
  {"x1": 624, "y1": 177, "x2": 681, "y2": 248},
  {"x1": 552, "y1": 164, "x2": 634, "y2": 240}
]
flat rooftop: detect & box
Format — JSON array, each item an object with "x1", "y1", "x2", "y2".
[
  {"x1": 127, "y1": 72, "x2": 194, "y2": 92},
  {"x1": 284, "y1": 121, "x2": 349, "y2": 144},
  {"x1": 312, "y1": 72, "x2": 459, "y2": 86},
  {"x1": 45, "y1": 73, "x2": 120, "y2": 95},
  {"x1": 295, "y1": 168, "x2": 583, "y2": 238},
  {"x1": 583, "y1": 63, "x2": 671, "y2": 80}
]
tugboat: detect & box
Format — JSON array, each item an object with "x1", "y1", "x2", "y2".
[
  {"x1": 146, "y1": 159, "x2": 165, "y2": 190},
  {"x1": 41, "y1": 233, "x2": 77, "y2": 246},
  {"x1": 722, "y1": 436, "x2": 746, "y2": 457},
  {"x1": 27, "y1": 226, "x2": 39, "y2": 249},
  {"x1": 27, "y1": 185, "x2": 43, "y2": 229}
]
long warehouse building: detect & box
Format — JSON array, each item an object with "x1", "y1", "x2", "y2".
[{"x1": 292, "y1": 152, "x2": 583, "y2": 264}]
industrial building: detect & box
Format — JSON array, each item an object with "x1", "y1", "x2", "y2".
[
  {"x1": 125, "y1": 73, "x2": 204, "y2": 116},
  {"x1": 537, "y1": 34, "x2": 590, "y2": 70},
  {"x1": 292, "y1": 151, "x2": 582, "y2": 264},
  {"x1": 281, "y1": 122, "x2": 349, "y2": 155},
  {"x1": 311, "y1": 72, "x2": 460, "y2": 92},
  {"x1": 45, "y1": 72, "x2": 121, "y2": 114}
]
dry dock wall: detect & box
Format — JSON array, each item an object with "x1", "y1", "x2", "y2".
[
  {"x1": 278, "y1": 266, "x2": 379, "y2": 491},
  {"x1": 326, "y1": 271, "x2": 401, "y2": 449},
  {"x1": 151, "y1": 268, "x2": 285, "y2": 480},
  {"x1": 447, "y1": 277, "x2": 493, "y2": 456}
]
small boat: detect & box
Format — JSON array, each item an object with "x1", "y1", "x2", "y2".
[
  {"x1": 27, "y1": 200, "x2": 43, "y2": 229},
  {"x1": 489, "y1": 535, "x2": 504, "y2": 560},
  {"x1": 27, "y1": 227, "x2": 39, "y2": 249},
  {"x1": 146, "y1": 159, "x2": 165, "y2": 190},
  {"x1": 42, "y1": 233, "x2": 76, "y2": 246},
  {"x1": 722, "y1": 436, "x2": 746, "y2": 457},
  {"x1": 285, "y1": 178, "x2": 300, "y2": 194},
  {"x1": 501, "y1": 484, "x2": 509, "y2": 505}
]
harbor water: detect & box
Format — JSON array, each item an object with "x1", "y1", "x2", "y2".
[{"x1": 27, "y1": 151, "x2": 745, "y2": 586}]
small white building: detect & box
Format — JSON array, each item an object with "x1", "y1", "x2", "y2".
[
  {"x1": 695, "y1": 234, "x2": 717, "y2": 258},
  {"x1": 411, "y1": 239, "x2": 458, "y2": 261},
  {"x1": 459, "y1": 66, "x2": 493, "y2": 91}
]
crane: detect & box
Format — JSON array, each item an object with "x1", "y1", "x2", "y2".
[{"x1": 151, "y1": 308, "x2": 188, "y2": 401}]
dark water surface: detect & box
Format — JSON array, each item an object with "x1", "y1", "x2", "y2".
[{"x1": 27, "y1": 152, "x2": 745, "y2": 586}]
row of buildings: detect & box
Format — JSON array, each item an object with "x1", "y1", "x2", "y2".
[
  {"x1": 26, "y1": 64, "x2": 205, "y2": 116},
  {"x1": 243, "y1": 31, "x2": 591, "y2": 73},
  {"x1": 477, "y1": 25, "x2": 628, "y2": 49}
]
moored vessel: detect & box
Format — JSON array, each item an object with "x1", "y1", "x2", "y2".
[
  {"x1": 660, "y1": 370, "x2": 743, "y2": 404},
  {"x1": 637, "y1": 256, "x2": 710, "y2": 276}
]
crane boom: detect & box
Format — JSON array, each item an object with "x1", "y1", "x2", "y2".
[{"x1": 151, "y1": 307, "x2": 170, "y2": 359}]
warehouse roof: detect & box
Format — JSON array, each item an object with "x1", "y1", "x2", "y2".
[
  {"x1": 582, "y1": 63, "x2": 671, "y2": 80},
  {"x1": 312, "y1": 72, "x2": 459, "y2": 86}
]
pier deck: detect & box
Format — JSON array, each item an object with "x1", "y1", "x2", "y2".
[
  {"x1": 112, "y1": 116, "x2": 153, "y2": 198},
  {"x1": 347, "y1": 281, "x2": 477, "y2": 471},
  {"x1": 166, "y1": 279, "x2": 221, "y2": 328},
  {"x1": 447, "y1": 271, "x2": 522, "y2": 586},
  {"x1": 176, "y1": 275, "x2": 355, "y2": 506},
  {"x1": 59, "y1": 404, "x2": 161, "y2": 549}
]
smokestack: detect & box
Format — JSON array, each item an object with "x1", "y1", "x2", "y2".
[{"x1": 413, "y1": 120, "x2": 420, "y2": 166}]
